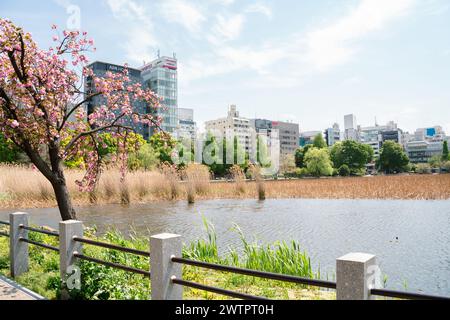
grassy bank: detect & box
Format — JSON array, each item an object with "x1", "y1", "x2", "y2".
[
  {"x1": 0, "y1": 165, "x2": 449, "y2": 209},
  {"x1": 0, "y1": 221, "x2": 334, "y2": 300}
]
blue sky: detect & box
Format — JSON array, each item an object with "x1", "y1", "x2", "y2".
[{"x1": 1, "y1": 0, "x2": 450, "y2": 133}]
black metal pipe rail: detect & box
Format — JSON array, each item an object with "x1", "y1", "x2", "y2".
[
  {"x1": 0, "y1": 221, "x2": 9, "y2": 226},
  {"x1": 73, "y1": 237, "x2": 149, "y2": 257},
  {"x1": 371, "y1": 289, "x2": 450, "y2": 301},
  {"x1": 73, "y1": 252, "x2": 151, "y2": 278},
  {"x1": 0, "y1": 231, "x2": 9, "y2": 237},
  {"x1": 19, "y1": 237, "x2": 59, "y2": 252},
  {"x1": 172, "y1": 278, "x2": 268, "y2": 300},
  {"x1": 19, "y1": 225, "x2": 59, "y2": 237},
  {"x1": 172, "y1": 257, "x2": 336, "y2": 289}
]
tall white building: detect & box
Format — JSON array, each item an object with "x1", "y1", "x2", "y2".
[
  {"x1": 205, "y1": 105, "x2": 253, "y2": 154},
  {"x1": 344, "y1": 114, "x2": 359, "y2": 140},
  {"x1": 175, "y1": 108, "x2": 197, "y2": 141}
]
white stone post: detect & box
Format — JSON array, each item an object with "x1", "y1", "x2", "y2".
[
  {"x1": 150, "y1": 233, "x2": 182, "y2": 300},
  {"x1": 59, "y1": 220, "x2": 83, "y2": 300},
  {"x1": 336, "y1": 252, "x2": 380, "y2": 300},
  {"x1": 9, "y1": 212, "x2": 29, "y2": 278}
]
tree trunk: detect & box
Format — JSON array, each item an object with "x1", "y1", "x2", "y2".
[{"x1": 52, "y1": 180, "x2": 77, "y2": 221}]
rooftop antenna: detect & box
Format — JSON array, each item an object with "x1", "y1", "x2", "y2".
[
  {"x1": 173, "y1": 52, "x2": 177, "y2": 59},
  {"x1": 157, "y1": 49, "x2": 160, "y2": 59},
  {"x1": 375, "y1": 116, "x2": 378, "y2": 126}
]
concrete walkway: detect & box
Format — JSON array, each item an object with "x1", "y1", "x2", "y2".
[{"x1": 0, "y1": 275, "x2": 44, "y2": 300}]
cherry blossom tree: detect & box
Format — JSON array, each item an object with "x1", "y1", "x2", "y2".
[{"x1": 0, "y1": 19, "x2": 162, "y2": 220}]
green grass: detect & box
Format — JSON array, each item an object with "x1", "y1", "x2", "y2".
[{"x1": 0, "y1": 222, "x2": 334, "y2": 300}]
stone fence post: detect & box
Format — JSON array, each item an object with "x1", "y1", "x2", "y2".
[
  {"x1": 150, "y1": 233, "x2": 182, "y2": 300},
  {"x1": 9, "y1": 212, "x2": 29, "y2": 278},
  {"x1": 336, "y1": 252, "x2": 381, "y2": 300},
  {"x1": 59, "y1": 220, "x2": 83, "y2": 300}
]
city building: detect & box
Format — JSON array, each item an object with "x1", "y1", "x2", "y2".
[
  {"x1": 299, "y1": 131, "x2": 322, "y2": 147},
  {"x1": 141, "y1": 55, "x2": 178, "y2": 135},
  {"x1": 405, "y1": 126, "x2": 447, "y2": 163},
  {"x1": 205, "y1": 105, "x2": 253, "y2": 155},
  {"x1": 406, "y1": 140, "x2": 444, "y2": 163},
  {"x1": 359, "y1": 121, "x2": 401, "y2": 158},
  {"x1": 251, "y1": 119, "x2": 299, "y2": 156},
  {"x1": 324, "y1": 123, "x2": 341, "y2": 146},
  {"x1": 344, "y1": 114, "x2": 359, "y2": 141},
  {"x1": 175, "y1": 108, "x2": 197, "y2": 141},
  {"x1": 84, "y1": 61, "x2": 146, "y2": 137}
]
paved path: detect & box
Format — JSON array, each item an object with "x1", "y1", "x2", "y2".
[{"x1": 0, "y1": 275, "x2": 44, "y2": 300}]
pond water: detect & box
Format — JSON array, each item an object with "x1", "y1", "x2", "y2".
[{"x1": 1, "y1": 199, "x2": 449, "y2": 296}]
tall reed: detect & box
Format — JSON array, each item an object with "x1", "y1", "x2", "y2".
[
  {"x1": 182, "y1": 164, "x2": 211, "y2": 204},
  {"x1": 248, "y1": 165, "x2": 266, "y2": 200},
  {"x1": 229, "y1": 165, "x2": 246, "y2": 195}
]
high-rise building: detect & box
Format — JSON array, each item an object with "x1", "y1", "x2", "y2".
[
  {"x1": 344, "y1": 114, "x2": 358, "y2": 141},
  {"x1": 205, "y1": 105, "x2": 253, "y2": 155},
  {"x1": 325, "y1": 123, "x2": 341, "y2": 146},
  {"x1": 84, "y1": 61, "x2": 146, "y2": 137},
  {"x1": 251, "y1": 119, "x2": 299, "y2": 156},
  {"x1": 175, "y1": 108, "x2": 197, "y2": 141},
  {"x1": 141, "y1": 55, "x2": 178, "y2": 135}
]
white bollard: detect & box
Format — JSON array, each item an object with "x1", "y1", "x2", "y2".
[
  {"x1": 150, "y1": 233, "x2": 182, "y2": 300},
  {"x1": 59, "y1": 220, "x2": 83, "y2": 299},
  {"x1": 336, "y1": 252, "x2": 380, "y2": 300},
  {"x1": 9, "y1": 212, "x2": 29, "y2": 278}
]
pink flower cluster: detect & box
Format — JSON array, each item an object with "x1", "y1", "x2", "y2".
[{"x1": 0, "y1": 19, "x2": 162, "y2": 192}]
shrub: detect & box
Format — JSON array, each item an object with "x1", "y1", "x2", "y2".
[
  {"x1": 416, "y1": 163, "x2": 431, "y2": 174},
  {"x1": 442, "y1": 161, "x2": 450, "y2": 173},
  {"x1": 338, "y1": 164, "x2": 351, "y2": 177}
]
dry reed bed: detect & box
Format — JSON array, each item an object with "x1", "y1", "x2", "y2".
[{"x1": 0, "y1": 164, "x2": 449, "y2": 209}]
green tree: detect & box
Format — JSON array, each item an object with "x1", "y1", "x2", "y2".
[
  {"x1": 0, "y1": 133, "x2": 19, "y2": 163},
  {"x1": 428, "y1": 155, "x2": 442, "y2": 169},
  {"x1": 148, "y1": 132, "x2": 177, "y2": 164},
  {"x1": 128, "y1": 143, "x2": 159, "y2": 171},
  {"x1": 443, "y1": 141, "x2": 449, "y2": 161},
  {"x1": 378, "y1": 141, "x2": 410, "y2": 174},
  {"x1": 295, "y1": 144, "x2": 312, "y2": 168},
  {"x1": 313, "y1": 133, "x2": 327, "y2": 149},
  {"x1": 304, "y1": 147, "x2": 333, "y2": 177},
  {"x1": 330, "y1": 140, "x2": 373, "y2": 175},
  {"x1": 202, "y1": 133, "x2": 248, "y2": 177}
]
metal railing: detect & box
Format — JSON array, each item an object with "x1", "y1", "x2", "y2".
[
  {"x1": 170, "y1": 256, "x2": 336, "y2": 299},
  {"x1": 17, "y1": 223, "x2": 60, "y2": 252},
  {"x1": 73, "y1": 252, "x2": 151, "y2": 277},
  {"x1": 72, "y1": 237, "x2": 150, "y2": 278},
  {"x1": 72, "y1": 237, "x2": 149, "y2": 257},
  {"x1": 0, "y1": 220, "x2": 10, "y2": 238},
  {"x1": 20, "y1": 224, "x2": 59, "y2": 237},
  {"x1": 19, "y1": 237, "x2": 59, "y2": 252},
  {"x1": 2, "y1": 215, "x2": 450, "y2": 301},
  {"x1": 171, "y1": 277, "x2": 269, "y2": 300},
  {"x1": 370, "y1": 288, "x2": 450, "y2": 301}
]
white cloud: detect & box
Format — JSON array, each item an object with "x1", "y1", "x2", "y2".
[
  {"x1": 304, "y1": 0, "x2": 416, "y2": 71},
  {"x1": 209, "y1": 14, "x2": 245, "y2": 43},
  {"x1": 159, "y1": 0, "x2": 206, "y2": 33},
  {"x1": 104, "y1": 0, "x2": 157, "y2": 64},
  {"x1": 245, "y1": 3, "x2": 273, "y2": 19}
]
